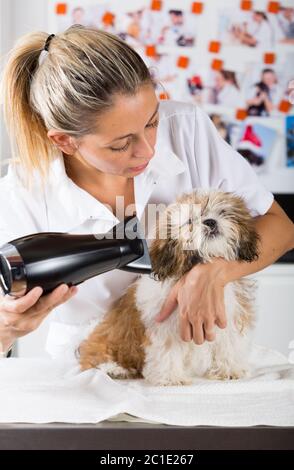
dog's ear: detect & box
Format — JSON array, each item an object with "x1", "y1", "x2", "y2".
[
  {"x1": 149, "y1": 238, "x2": 180, "y2": 281},
  {"x1": 183, "y1": 251, "x2": 203, "y2": 273},
  {"x1": 237, "y1": 224, "x2": 260, "y2": 262}
]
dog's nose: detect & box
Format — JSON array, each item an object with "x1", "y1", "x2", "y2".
[{"x1": 203, "y1": 218, "x2": 218, "y2": 233}]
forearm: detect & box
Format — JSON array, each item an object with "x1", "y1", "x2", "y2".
[
  {"x1": 264, "y1": 97, "x2": 274, "y2": 113},
  {"x1": 240, "y1": 33, "x2": 257, "y2": 46},
  {"x1": 218, "y1": 210, "x2": 294, "y2": 284}
]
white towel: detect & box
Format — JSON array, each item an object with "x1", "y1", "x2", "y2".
[{"x1": 0, "y1": 344, "x2": 293, "y2": 426}]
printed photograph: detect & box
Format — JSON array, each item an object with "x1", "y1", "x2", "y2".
[
  {"x1": 286, "y1": 115, "x2": 294, "y2": 167},
  {"x1": 271, "y1": 4, "x2": 294, "y2": 45},
  {"x1": 236, "y1": 122, "x2": 277, "y2": 171},
  {"x1": 243, "y1": 54, "x2": 294, "y2": 117},
  {"x1": 218, "y1": 8, "x2": 275, "y2": 49}
]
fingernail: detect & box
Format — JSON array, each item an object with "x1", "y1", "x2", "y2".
[
  {"x1": 34, "y1": 287, "x2": 43, "y2": 296},
  {"x1": 60, "y1": 285, "x2": 69, "y2": 295}
]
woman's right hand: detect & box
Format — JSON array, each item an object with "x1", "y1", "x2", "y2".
[{"x1": 0, "y1": 284, "x2": 78, "y2": 354}]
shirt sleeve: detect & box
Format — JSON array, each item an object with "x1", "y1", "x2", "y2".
[
  {"x1": 194, "y1": 105, "x2": 274, "y2": 217},
  {"x1": 0, "y1": 176, "x2": 47, "y2": 247}
]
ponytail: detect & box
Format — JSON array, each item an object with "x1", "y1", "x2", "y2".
[{"x1": 1, "y1": 32, "x2": 58, "y2": 189}]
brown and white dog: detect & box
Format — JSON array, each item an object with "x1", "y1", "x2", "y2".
[{"x1": 79, "y1": 190, "x2": 259, "y2": 385}]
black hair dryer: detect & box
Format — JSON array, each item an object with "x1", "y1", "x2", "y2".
[{"x1": 0, "y1": 215, "x2": 152, "y2": 298}]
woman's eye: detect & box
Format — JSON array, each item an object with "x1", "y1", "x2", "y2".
[
  {"x1": 109, "y1": 119, "x2": 158, "y2": 152},
  {"x1": 110, "y1": 141, "x2": 131, "y2": 152},
  {"x1": 146, "y1": 119, "x2": 159, "y2": 129}
]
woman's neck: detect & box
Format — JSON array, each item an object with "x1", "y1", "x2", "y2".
[
  {"x1": 63, "y1": 153, "x2": 130, "y2": 193},
  {"x1": 63, "y1": 153, "x2": 135, "y2": 219}
]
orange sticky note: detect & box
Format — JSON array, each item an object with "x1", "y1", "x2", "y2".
[
  {"x1": 102, "y1": 12, "x2": 115, "y2": 25},
  {"x1": 240, "y1": 0, "x2": 252, "y2": 11},
  {"x1": 209, "y1": 41, "x2": 221, "y2": 53},
  {"x1": 235, "y1": 109, "x2": 248, "y2": 120},
  {"x1": 55, "y1": 3, "x2": 67, "y2": 15},
  {"x1": 268, "y1": 1, "x2": 280, "y2": 14},
  {"x1": 145, "y1": 45, "x2": 157, "y2": 57},
  {"x1": 177, "y1": 56, "x2": 190, "y2": 69},
  {"x1": 191, "y1": 2, "x2": 204, "y2": 14},
  {"x1": 211, "y1": 58, "x2": 223, "y2": 70},
  {"x1": 279, "y1": 100, "x2": 292, "y2": 113},
  {"x1": 151, "y1": 0, "x2": 162, "y2": 11},
  {"x1": 159, "y1": 92, "x2": 170, "y2": 100},
  {"x1": 264, "y1": 52, "x2": 276, "y2": 64}
]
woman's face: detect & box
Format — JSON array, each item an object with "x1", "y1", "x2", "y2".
[
  {"x1": 214, "y1": 71, "x2": 225, "y2": 90},
  {"x1": 252, "y1": 12, "x2": 263, "y2": 23},
  {"x1": 262, "y1": 71, "x2": 277, "y2": 87},
  {"x1": 72, "y1": 84, "x2": 159, "y2": 178}
]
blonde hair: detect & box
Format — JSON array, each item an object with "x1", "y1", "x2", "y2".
[{"x1": 1, "y1": 26, "x2": 154, "y2": 188}]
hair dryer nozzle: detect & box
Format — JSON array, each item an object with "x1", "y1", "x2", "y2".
[{"x1": 113, "y1": 215, "x2": 152, "y2": 274}]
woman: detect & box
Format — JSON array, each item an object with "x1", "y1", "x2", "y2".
[
  {"x1": 0, "y1": 26, "x2": 293, "y2": 359},
  {"x1": 231, "y1": 11, "x2": 273, "y2": 49},
  {"x1": 208, "y1": 70, "x2": 244, "y2": 108},
  {"x1": 246, "y1": 69, "x2": 282, "y2": 117}
]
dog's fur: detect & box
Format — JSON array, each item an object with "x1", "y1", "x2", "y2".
[{"x1": 79, "y1": 190, "x2": 259, "y2": 385}]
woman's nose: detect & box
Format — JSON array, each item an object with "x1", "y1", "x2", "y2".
[{"x1": 132, "y1": 136, "x2": 155, "y2": 160}]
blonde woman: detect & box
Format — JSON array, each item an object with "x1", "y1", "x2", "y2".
[{"x1": 0, "y1": 26, "x2": 293, "y2": 359}]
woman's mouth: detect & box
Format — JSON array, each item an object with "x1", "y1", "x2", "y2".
[{"x1": 130, "y1": 162, "x2": 149, "y2": 172}]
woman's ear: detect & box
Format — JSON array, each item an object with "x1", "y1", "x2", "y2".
[{"x1": 47, "y1": 130, "x2": 78, "y2": 155}]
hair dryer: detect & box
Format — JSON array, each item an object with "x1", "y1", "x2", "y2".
[{"x1": 0, "y1": 215, "x2": 152, "y2": 298}]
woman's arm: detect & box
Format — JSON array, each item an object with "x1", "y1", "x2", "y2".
[
  {"x1": 262, "y1": 92, "x2": 275, "y2": 114},
  {"x1": 156, "y1": 200, "x2": 294, "y2": 344},
  {"x1": 232, "y1": 27, "x2": 257, "y2": 46},
  {"x1": 214, "y1": 200, "x2": 294, "y2": 284}
]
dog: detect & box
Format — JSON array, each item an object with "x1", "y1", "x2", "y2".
[{"x1": 78, "y1": 190, "x2": 259, "y2": 385}]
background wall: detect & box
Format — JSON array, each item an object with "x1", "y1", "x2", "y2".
[
  {"x1": 48, "y1": 0, "x2": 294, "y2": 193},
  {"x1": 0, "y1": 0, "x2": 12, "y2": 175},
  {"x1": 1, "y1": 0, "x2": 294, "y2": 189},
  {"x1": 0, "y1": 0, "x2": 48, "y2": 176}
]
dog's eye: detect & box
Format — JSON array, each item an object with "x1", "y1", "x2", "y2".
[{"x1": 219, "y1": 209, "x2": 226, "y2": 216}]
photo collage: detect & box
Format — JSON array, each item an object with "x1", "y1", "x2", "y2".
[{"x1": 49, "y1": 0, "x2": 294, "y2": 175}]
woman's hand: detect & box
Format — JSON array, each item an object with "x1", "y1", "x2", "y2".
[
  {"x1": 155, "y1": 259, "x2": 228, "y2": 344},
  {"x1": 0, "y1": 284, "x2": 78, "y2": 354}
]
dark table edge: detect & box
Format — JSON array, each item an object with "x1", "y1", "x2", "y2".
[{"x1": 0, "y1": 423, "x2": 293, "y2": 450}]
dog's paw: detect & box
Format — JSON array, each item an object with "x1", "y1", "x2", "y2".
[
  {"x1": 206, "y1": 367, "x2": 249, "y2": 381},
  {"x1": 228, "y1": 368, "x2": 250, "y2": 380},
  {"x1": 146, "y1": 376, "x2": 193, "y2": 386},
  {"x1": 97, "y1": 361, "x2": 133, "y2": 379}
]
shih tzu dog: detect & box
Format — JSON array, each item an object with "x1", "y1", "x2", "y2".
[{"x1": 79, "y1": 190, "x2": 259, "y2": 385}]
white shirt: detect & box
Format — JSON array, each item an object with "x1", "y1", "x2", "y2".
[
  {"x1": 247, "y1": 19, "x2": 273, "y2": 49},
  {"x1": 0, "y1": 100, "x2": 274, "y2": 358},
  {"x1": 216, "y1": 84, "x2": 245, "y2": 108}
]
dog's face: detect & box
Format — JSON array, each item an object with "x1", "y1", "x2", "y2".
[{"x1": 149, "y1": 190, "x2": 260, "y2": 281}]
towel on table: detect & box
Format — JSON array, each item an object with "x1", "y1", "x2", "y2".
[{"x1": 0, "y1": 344, "x2": 293, "y2": 426}]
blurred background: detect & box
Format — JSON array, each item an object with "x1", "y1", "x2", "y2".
[{"x1": 0, "y1": 0, "x2": 293, "y2": 357}]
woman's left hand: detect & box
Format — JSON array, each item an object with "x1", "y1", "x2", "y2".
[{"x1": 155, "y1": 259, "x2": 228, "y2": 344}]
